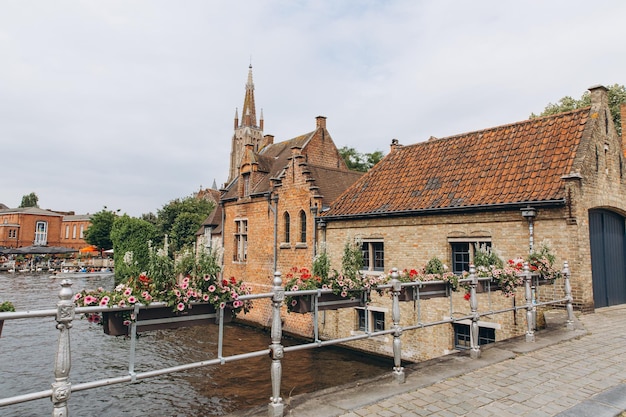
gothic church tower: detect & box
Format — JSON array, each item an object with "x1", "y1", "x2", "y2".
[{"x1": 227, "y1": 65, "x2": 265, "y2": 184}]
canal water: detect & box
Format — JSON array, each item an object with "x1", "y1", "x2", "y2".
[{"x1": 0, "y1": 272, "x2": 392, "y2": 416}]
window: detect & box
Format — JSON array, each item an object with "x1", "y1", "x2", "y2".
[
  {"x1": 234, "y1": 219, "x2": 248, "y2": 262},
  {"x1": 79, "y1": 225, "x2": 84, "y2": 239},
  {"x1": 72, "y1": 225, "x2": 77, "y2": 239},
  {"x1": 450, "y1": 241, "x2": 492, "y2": 274},
  {"x1": 283, "y1": 212, "x2": 290, "y2": 243},
  {"x1": 357, "y1": 308, "x2": 386, "y2": 332},
  {"x1": 243, "y1": 173, "x2": 250, "y2": 196},
  {"x1": 453, "y1": 323, "x2": 495, "y2": 349},
  {"x1": 299, "y1": 210, "x2": 306, "y2": 243},
  {"x1": 8, "y1": 229, "x2": 17, "y2": 239},
  {"x1": 65, "y1": 225, "x2": 70, "y2": 239},
  {"x1": 34, "y1": 221, "x2": 48, "y2": 245},
  {"x1": 204, "y1": 226, "x2": 212, "y2": 248},
  {"x1": 362, "y1": 241, "x2": 384, "y2": 272}
]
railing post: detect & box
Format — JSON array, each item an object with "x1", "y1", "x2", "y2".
[
  {"x1": 469, "y1": 265, "x2": 481, "y2": 359},
  {"x1": 52, "y1": 280, "x2": 75, "y2": 417},
  {"x1": 268, "y1": 271, "x2": 285, "y2": 417},
  {"x1": 563, "y1": 261, "x2": 575, "y2": 330},
  {"x1": 389, "y1": 268, "x2": 405, "y2": 383},
  {"x1": 523, "y1": 262, "x2": 535, "y2": 342}
]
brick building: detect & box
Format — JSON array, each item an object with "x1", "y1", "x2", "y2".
[
  {"x1": 0, "y1": 207, "x2": 91, "y2": 250},
  {"x1": 315, "y1": 85, "x2": 626, "y2": 362},
  {"x1": 219, "y1": 66, "x2": 362, "y2": 331}
]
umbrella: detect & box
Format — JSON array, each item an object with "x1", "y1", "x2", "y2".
[{"x1": 79, "y1": 245, "x2": 99, "y2": 254}]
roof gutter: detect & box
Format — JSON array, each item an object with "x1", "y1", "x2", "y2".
[{"x1": 319, "y1": 199, "x2": 566, "y2": 222}]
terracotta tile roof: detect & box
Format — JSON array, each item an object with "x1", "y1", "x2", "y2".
[{"x1": 323, "y1": 108, "x2": 589, "y2": 218}]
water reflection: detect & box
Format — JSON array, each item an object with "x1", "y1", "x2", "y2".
[{"x1": 0, "y1": 273, "x2": 391, "y2": 416}]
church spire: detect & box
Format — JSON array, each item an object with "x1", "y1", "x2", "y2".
[
  {"x1": 241, "y1": 64, "x2": 257, "y2": 127},
  {"x1": 227, "y1": 64, "x2": 264, "y2": 185}
]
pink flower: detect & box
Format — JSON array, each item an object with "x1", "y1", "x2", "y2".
[
  {"x1": 128, "y1": 296, "x2": 137, "y2": 304},
  {"x1": 177, "y1": 303, "x2": 185, "y2": 311},
  {"x1": 340, "y1": 291, "x2": 348, "y2": 297},
  {"x1": 291, "y1": 285, "x2": 299, "y2": 291},
  {"x1": 203, "y1": 294, "x2": 210, "y2": 301},
  {"x1": 73, "y1": 293, "x2": 82, "y2": 301},
  {"x1": 123, "y1": 320, "x2": 131, "y2": 326},
  {"x1": 204, "y1": 274, "x2": 210, "y2": 281},
  {"x1": 84, "y1": 295, "x2": 98, "y2": 305},
  {"x1": 208, "y1": 285, "x2": 216, "y2": 293},
  {"x1": 142, "y1": 291, "x2": 152, "y2": 301},
  {"x1": 124, "y1": 288, "x2": 132, "y2": 296},
  {"x1": 99, "y1": 299, "x2": 109, "y2": 307},
  {"x1": 180, "y1": 281, "x2": 189, "y2": 290},
  {"x1": 219, "y1": 302, "x2": 226, "y2": 309}
]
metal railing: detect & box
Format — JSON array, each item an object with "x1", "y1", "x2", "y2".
[{"x1": 0, "y1": 262, "x2": 574, "y2": 417}]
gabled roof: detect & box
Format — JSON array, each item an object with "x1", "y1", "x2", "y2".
[
  {"x1": 222, "y1": 132, "x2": 314, "y2": 200},
  {"x1": 323, "y1": 108, "x2": 589, "y2": 218},
  {"x1": 0, "y1": 207, "x2": 64, "y2": 217}
]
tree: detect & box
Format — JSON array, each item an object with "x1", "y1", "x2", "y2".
[
  {"x1": 531, "y1": 84, "x2": 626, "y2": 136},
  {"x1": 338, "y1": 146, "x2": 385, "y2": 172},
  {"x1": 19, "y1": 192, "x2": 39, "y2": 208},
  {"x1": 156, "y1": 195, "x2": 215, "y2": 252},
  {"x1": 110, "y1": 215, "x2": 158, "y2": 283},
  {"x1": 84, "y1": 207, "x2": 118, "y2": 252}
]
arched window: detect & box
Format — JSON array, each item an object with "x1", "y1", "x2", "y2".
[
  {"x1": 299, "y1": 210, "x2": 307, "y2": 243},
  {"x1": 284, "y1": 212, "x2": 290, "y2": 243}
]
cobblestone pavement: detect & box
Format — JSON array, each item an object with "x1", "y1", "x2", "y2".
[{"x1": 336, "y1": 305, "x2": 626, "y2": 417}]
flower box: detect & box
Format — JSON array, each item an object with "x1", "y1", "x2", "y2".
[
  {"x1": 289, "y1": 293, "x2": 363, "y2": 314},
  {"x1": 103, "y1": 303, "x2": 232, "y2": 336},
  {"x1": 415, "y1": 282, "x2": 448, "y2": 299}
]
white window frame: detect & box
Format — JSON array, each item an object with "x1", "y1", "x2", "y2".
[{"x1": 34, "y1": 221, "x2": 48, "y2": 245}]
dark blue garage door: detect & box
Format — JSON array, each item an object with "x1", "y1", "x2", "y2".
[{"x1": 589, "y1": 209, "x2": 626, "y2": 308}]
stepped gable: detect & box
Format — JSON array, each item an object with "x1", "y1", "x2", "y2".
[
  {"x1": 222, "y1": 132, "x2": 313, "y2": 200},
  {"x1": 323, "y1": 108, "x2": 589, "y2": 217}
]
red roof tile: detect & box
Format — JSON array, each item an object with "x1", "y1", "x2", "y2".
[{"x1": 323, "y1": 108, "x2": 589, "y2": 218}]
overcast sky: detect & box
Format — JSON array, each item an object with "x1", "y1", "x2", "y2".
[{"x1": 1, "y1": 1, "x2": 624, "y2": 217}]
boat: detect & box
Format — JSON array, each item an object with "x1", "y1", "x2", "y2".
[{"x1": 49, "y1": 269, "x2": 114, "y2": 279}]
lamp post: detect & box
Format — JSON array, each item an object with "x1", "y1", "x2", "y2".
[{"x1": 521, "y1": 206, "x2": 536, "y2": 253}]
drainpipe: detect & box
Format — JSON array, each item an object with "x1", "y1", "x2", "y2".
[
  {"x1": 310, "y1": 204, "x2": 318, "y2": 259},
  {"x1": 269, "y1": 193, "x2": 279, "y2": 272},
  {"x1": 521, "y1": 206, "x2": 537, "y2": 330}
]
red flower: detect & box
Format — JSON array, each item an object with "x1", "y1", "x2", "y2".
[
  {"x1": 229, "y1": 276, "x2": 237, "y2": 284},
  {"x1": 464, "y1": 292, "x2": 471, "y2": 301}
]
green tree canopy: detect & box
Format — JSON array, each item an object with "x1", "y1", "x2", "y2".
[
  {"x1": 338, "y1": 146, "x2": 385, "y2": 172},
  {"x1": 84, "y1": 207, "x2": 119, "y2": 251},
  {"x1": 530, "y1": 84, "x2": 626, "y2": 136},
  {"x1": 19, "y1": 192, "x2": 39, "y2": 208},
  {"x1": 110, "y1": 214, "x2": 158, "y2": 282},
  {"x1": 156, "y1": 195, "x2": 215, "y2": 252}
]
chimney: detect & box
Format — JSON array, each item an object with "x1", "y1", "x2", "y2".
[
  {"x1": 315, "y1": 116, "x2": 327, "y2": 130},
  {"x1": 262, "y1": 134, "x2": 274, "y2": 147},
  {"x1": 390, "y1": 138, "x2": 402, "y2": 152},
  {"x1": 589, "y1": 85, "x2": 608, "y2": 109}
]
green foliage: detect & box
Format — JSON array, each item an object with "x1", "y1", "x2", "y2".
[
  {"x1": 312, "y1": 247, "x2": 331, "y2": 280},
  {"x1": 341, "y1": 238, "x2": 363, "y2": 279},
  {"x1": 0, "y1": 301, "x2": 15, "y2": 312},
  {"x1": 531, "y1": 84, "x2": 626, "y2": 136},
  {"x1": 19, "y1": 192, "x2": 39, "y2": 208},
  {"x1": 424, "y1": 256, "x2": 445, "y2": 274},
  {"x1": 473, "y1": 244, "x2": 503, "y2": 269},
  {"x1": 146, "y1": 240, "x2": 175, "y2": 293},
  {"x1": 110, "y1": 215, "x2": 158, "y2": 283},
  {"x1": 84, "y1": 207, "x2": 119, "y2": 251},
  {"x1": 156, "y1": 196, "x2": 215, "y2": 252},
  {"x1": 338, "y1": 146, "x2": 385, "y2": 172}
]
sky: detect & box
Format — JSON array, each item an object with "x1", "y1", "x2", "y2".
[{"x1": 1, "y1": 1, "x2": 625, "y2": 217}]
